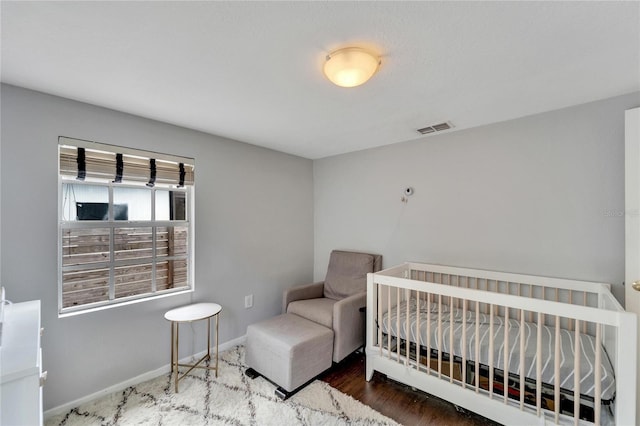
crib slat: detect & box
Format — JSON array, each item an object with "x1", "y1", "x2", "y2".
[
  {"x1": 405, "y1": 288, "x2": 410, "y2": 366},
  {"x1": 377, "y1": 284, "x2": 381, "y2": 355},
  {"x1": 449, "y1": 274, "x2": 460, "y2": 309},
  {"x1": 519, "y1": 309, "x2": 525, "y2": 410},
  {"x1": 396, "y1": 287, "x2": 401, "y2": 359},
  {"x1": 427, "y1": 292, "x2": 432, "y2": 373},
  {"x1": 504, "y1": 307, "x2": 509, "y2": 404},
  {"x1": 516, "y1": 284, "x2": 522, "y2": 321},
  {"x1": 529, "y1": 285, "x2": 534, "y2": 323},
  {"x1": 488, "y1": 304, "x2": 493, "y2": 397},
  {"x1": 387, "y1": 285, "x2": 391, "y2": 359},
  {"x1": 554, "y1": 315, "x2": 560, "y2": 424},
  {"x1": 475, "y1": 301, "x2": 480, "y2": 393},
  {"x1": 485, "y1": 280, "x2": 489, "y2": 314},
  {"x1": 462, "y1": 298, "x2": 467, "y2": 389},
  {"x1": 438, "y1": 294, "x2": 443, "y2": 378},
  {"x1": 569, "y1": 290, "x2": 574, "y2": 331},
  {"x1": 449, "y1": 295, "x2": 454, "y2": 383},
  {"x1": 507, "y1": 281, "x2": 510, "y2": 296},
  {"x1": 583, "y1": 292, "x2": 587, "y2": 333},
  {"x1": 536, "y1": 312, "x2": 542, "y2": 417},
  {"x1": 415, "y1": 294, "x2": 420, "y2": 370},
  {"x1": 595, "y1": 323, "x2": 602, "y2": 426},
  {"x1": 574, "y1": 319, "x2": 580, "y2": 426}
]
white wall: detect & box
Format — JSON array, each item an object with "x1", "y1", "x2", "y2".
[
  {"x1": 0, "y1": 84, "x2": 314, "y2": 410},
  {"x1": 314, "y1": 92, "x2": 640, "y2": 302}
]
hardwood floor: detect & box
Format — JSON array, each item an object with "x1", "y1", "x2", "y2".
[{"x1": 319, "y1": 351, "x2": 500, "y2": 426}]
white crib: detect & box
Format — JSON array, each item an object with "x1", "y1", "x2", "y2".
[{"x1": 365, "y1": 262, "x2": 637, "y2": 425}]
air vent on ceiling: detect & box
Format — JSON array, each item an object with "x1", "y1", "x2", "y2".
[{"x1": 417, "y1": 122, "x2": 453, "y2": 135}]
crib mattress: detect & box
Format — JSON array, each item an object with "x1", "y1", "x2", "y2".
[{"x1": 379, "y1": 298, "x2": 616, "y2": 401}]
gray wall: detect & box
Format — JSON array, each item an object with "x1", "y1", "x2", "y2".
[
  {"x1": 3, "y1": 83, "x2": 638, "y2": 411},
  {"x1": 314, "y1": 92, "x2": 640, "y2": 302},
  {"x1": 0, "y1": 84, "x2": 314, "y2": 410}
]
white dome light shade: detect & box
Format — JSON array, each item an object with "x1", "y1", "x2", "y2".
[{"x1": 323, "y1": 47, "x2": 381, "y2": 88}]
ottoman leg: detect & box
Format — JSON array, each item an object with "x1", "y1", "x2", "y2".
[
  {"x1": 244, "y1": 367, "x2": 293, "y2": 400},
  {"x1": 275, "y1": 387, "x2": 291, "y2": 400},
  {"x1": 274, "y1": 373, "x2": 325, "y2": 400}
]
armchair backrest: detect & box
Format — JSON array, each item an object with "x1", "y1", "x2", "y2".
[{"x1": 323, "y1": 250, "x2": 382, "y2": 300}]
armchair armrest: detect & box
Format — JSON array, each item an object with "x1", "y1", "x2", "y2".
[
  {"x1": 282, "y1": 281, "x2": 325, "y2": 313},
  {"x1": 332, "y1": 291, "x2": 367, "y2": 362}
]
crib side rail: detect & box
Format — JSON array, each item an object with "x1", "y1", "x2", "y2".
[
  {"x1": 402, "y1": 262, "x2": 612, "y2": 295},
  {"x1": 381, "y1": 263, "x2": 614, "y2": 311},
  {"x1": 375, "y1": 263, "x2": 623, "y2": 321},
  {"x1": 371, "y1": 273, "x2": 623, "y2": 325}
]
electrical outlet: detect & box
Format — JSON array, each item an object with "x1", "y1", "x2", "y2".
[{"x1": 244, "y1": 294, "x2": 253, "y2": 309}]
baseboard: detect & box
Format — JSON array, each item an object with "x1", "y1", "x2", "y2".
[{"x1": 43, "y1": 335, "x2": 246, "y2": 420}]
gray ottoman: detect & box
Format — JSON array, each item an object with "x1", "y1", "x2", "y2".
[{"x1": 245, "y1": 313, "x2": 333, "y2": 399}]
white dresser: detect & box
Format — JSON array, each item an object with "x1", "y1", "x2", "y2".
[{"x1": 0, "y1": 300, "x2": 44, "y2": 426}]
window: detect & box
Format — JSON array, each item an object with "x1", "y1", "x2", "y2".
[{"x1": 58, "y1": 137, "x2": 195, "y2": 315}]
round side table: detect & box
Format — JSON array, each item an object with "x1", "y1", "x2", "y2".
[{"x1": 164, "y1": 302, "x2": 222, "y2": 392}]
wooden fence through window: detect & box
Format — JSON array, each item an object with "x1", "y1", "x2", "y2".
[{"x1": 61, "y1": 226, "x2": 188, "y2": 307}]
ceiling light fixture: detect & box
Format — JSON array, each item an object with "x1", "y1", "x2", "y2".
[{"x1": 323, "y1": 47, "x2": 381, "y2": 88}]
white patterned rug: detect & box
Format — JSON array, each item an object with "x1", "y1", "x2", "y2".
[{"x1": 46, "y1": 345, "x2": 398, "y2": 425}]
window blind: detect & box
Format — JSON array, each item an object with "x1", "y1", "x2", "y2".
[{"x1": 59, "y1": 137, "x2": 195, "y2": 186}]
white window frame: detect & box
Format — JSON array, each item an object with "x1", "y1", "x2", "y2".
[{"x1": 57, "y1": 167, "x2": 195, "y2": 317}]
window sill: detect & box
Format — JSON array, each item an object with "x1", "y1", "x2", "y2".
[{"x1": 58, "y1": 288, "x2": 194, "y2": 318}]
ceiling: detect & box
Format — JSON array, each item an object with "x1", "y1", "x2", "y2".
[{"x1": 2, "y1": 1, "x2": 639, "y2": 159}]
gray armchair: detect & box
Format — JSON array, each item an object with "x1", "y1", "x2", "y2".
[{"x1": 283, "y1": 250, "x2": 382, "y2": 363}]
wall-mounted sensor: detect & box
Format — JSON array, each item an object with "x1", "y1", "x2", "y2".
[{"x1": 401, "y1": 187, "x2": 414, "y2": 203}]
